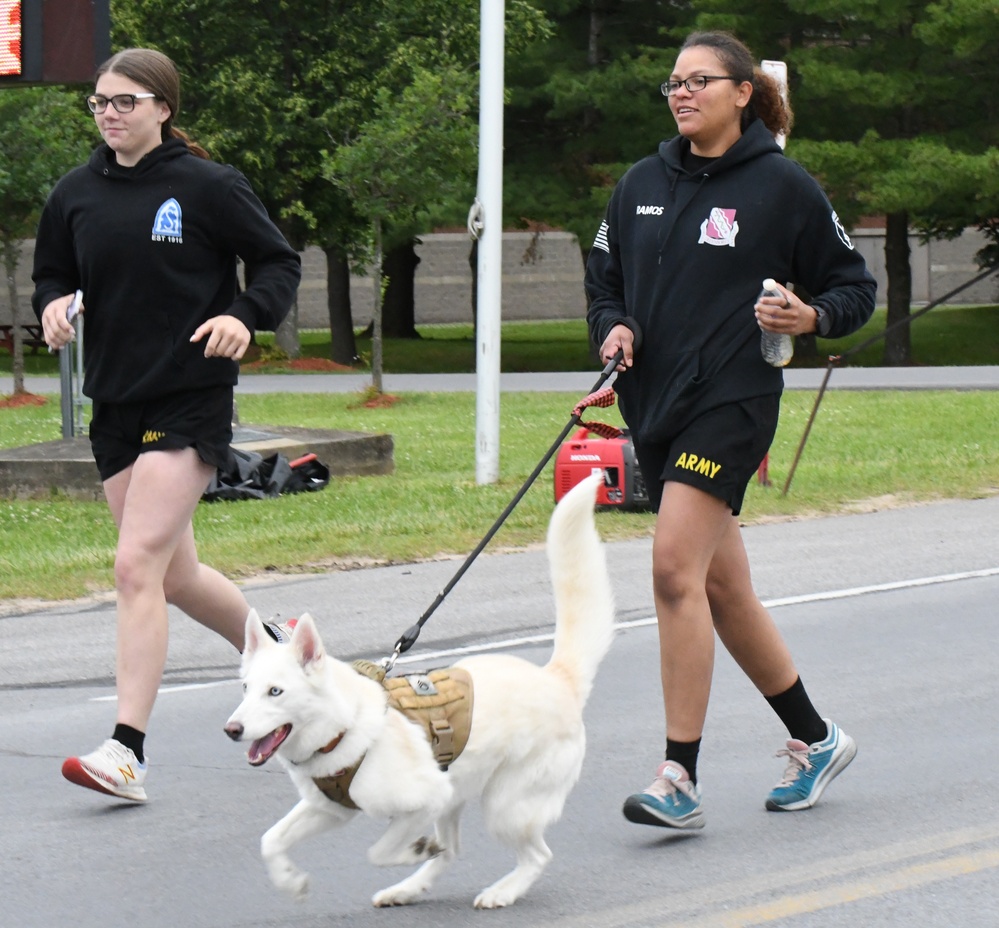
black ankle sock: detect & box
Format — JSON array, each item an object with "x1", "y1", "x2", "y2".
[
  {"x1": 112, "y1": 724, "x2": 146, "y2": 764},
  {"x1": 665, "y1": 738, "x2": 701, "y2": 785},
  {"x1": 765, "y1": 677, "x2": 828, "y2": 746}
]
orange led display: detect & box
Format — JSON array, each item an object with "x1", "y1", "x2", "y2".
[{"x1": 0, "y1": 0, "x2": 21, "y2": 77}]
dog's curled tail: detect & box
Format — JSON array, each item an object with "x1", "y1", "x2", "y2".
[{"x1": 545, "y1": 472, "x2": 615, "y2": 705}]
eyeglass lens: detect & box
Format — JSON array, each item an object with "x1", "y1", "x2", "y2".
[
  {"x1": 663, "y1": 76, "x2": 710, "y2": 95},
  {"x1": 86, "y1": 94, "x2": 151, "y2": 114}
]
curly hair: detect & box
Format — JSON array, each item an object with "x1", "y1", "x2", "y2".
[{"x1": 680, "y1": 32, "x2": 793, "y2": 141}]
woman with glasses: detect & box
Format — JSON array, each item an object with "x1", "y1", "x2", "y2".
[
  {"x1": 32, "y1": 48, "x2": 301, "y2": 802},
  {"x1": 585, "y1": 32, "x2": 876, "y2": 831}
]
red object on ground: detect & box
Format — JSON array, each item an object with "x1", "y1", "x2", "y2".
[{"x1": 554, "y1": 427, "x2": 651, "y2": 510}]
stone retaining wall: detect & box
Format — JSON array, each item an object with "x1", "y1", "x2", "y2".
[
  {"x1": 6, "y1": 228, "x2": 996, "y2": 329},
  {"x1": 5, "y1": 231, "x2": 588, "y2": 329}
]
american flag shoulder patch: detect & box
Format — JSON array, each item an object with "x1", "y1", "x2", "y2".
[{"x1": 592, "y1": 220, "x2": 610, "y2": 254}]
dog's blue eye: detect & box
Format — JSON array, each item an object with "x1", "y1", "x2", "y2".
[{"x1": 269, "y1": 686, "x2": 283, "y2": 697}]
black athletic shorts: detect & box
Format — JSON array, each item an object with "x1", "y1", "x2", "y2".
[
  {"x1": 89, "y1": 385, "x2": 234, "y2": 481},
  {"x1": 631, "y1": 395, "x2": 780, "y2": 516}
]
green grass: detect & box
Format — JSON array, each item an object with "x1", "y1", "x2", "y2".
[
  {"x1": 1, "y1": 389, "x2": 997, "y2": 601},
  {"x1": 3, "y1": 306, "x2": 998, "y2": 378},
  {"x1": 264, "y1": 307, "x2": 999, "y2": 372},
  {"x1": 239, "y1": 320, "x2": 603, "y2": 374},
  {"x1": 813, "y1": 304, "x2": 999, "y2": 368}
]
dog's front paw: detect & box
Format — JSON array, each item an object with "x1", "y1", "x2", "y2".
[
  {"x1": 474, "y1": 885, "x2": 518, "y2": 909},
  {"x1": 372, "y1": 884, "x2": 421, "y2": 907},
  {"x1": 276, "y1": 869, "x2": 310, "y2": 898},
  {"x1": 266, "y1": 857, "x2": 310, "y2": 898}
]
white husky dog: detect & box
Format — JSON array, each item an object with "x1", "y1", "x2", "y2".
[{"x1": 224, "y1": 473, "x2": 614, "y2": 909}]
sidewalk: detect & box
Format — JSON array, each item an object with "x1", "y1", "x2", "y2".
[{"x1": 19, "y1": 365, "x2": 999, "y2": 397}]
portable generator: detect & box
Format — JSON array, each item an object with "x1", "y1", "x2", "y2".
[{"x1": 554, "y1": 427, "x2": 651, "y2": 510}]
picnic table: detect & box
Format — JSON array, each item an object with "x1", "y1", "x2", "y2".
[{"x1": 0, "y1": 324, "x2": 47, "y2": 354}]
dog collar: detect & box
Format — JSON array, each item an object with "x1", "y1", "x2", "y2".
[
  {"x1": 317, "y1": 732, "x2": 345, "y2": 755},
  {"x1": 290, "y1": 730, "x2": 345, "y2": 767}
]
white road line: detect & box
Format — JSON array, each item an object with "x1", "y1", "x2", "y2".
[{"x1": 91, "y1": 567, "x2": 999, "y2": 702}]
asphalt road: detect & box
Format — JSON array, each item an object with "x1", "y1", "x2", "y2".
[{"x1": 3, "y1": 495, "x2": 998, "y2": 927}]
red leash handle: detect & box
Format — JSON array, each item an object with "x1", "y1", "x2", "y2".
[
  {"x1": 572, "y1": 387, "x2": 623, "y2": 439},
  {"x1": 572, "y1": 386, "x2": 616, "y2": 417}
]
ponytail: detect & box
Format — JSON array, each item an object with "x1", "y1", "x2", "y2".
[
  {"x1": 747, "y1": 67, "x2": 793, "y2": 141},
  {"x1": 168, "y1": 125, "x2": 211, "y2": 160}
]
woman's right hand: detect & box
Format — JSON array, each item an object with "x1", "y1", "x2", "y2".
[
  {"x1": 41, "y1": 294, "x2": 81, "y2": 351},
  {"x1": 599, "y1": 323, "x2": 636, "y2": 372}
]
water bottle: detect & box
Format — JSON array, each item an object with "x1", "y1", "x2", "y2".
[{"x1": 759, "y1": 278, "x2": 793, "y2": 368}]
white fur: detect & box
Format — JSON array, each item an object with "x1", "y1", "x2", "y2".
[{"x1": 224, "y1": 473, "x2": 614, "y2": 909}]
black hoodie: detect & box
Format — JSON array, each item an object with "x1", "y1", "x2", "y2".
[
  {"x1": 585, "y1": 119, "x2": 876, "y2": 444},
  {"x1": 32, "y1": 139, "x2": 301, "y2": 404}
]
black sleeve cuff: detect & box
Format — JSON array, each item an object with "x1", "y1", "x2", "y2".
[{"x1": 814, "y1": 305, "x2": 831, "y2": 338}]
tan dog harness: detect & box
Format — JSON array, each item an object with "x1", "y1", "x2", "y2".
[{"x1": 312, "y1": 665, "x2": 473, "y2": 809}]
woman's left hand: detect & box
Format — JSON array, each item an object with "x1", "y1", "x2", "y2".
[
  {"x1": 754, "y1": 284, "x2": 817, "y2": 337},
  {"x1": 191, "y1": 315, "x2": 251, "y2": 360}
]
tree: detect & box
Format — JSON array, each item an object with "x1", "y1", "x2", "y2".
[
  {"x1": 326, "y1": 64, "x2": 478, "y2": 392},
  {"x1": 115, "y1": 0, "x2": 547, "y2": 365},
  {"x1": 503, "y1": 1, "x2": 696, "y2": 248},
  {"x1": 691, "y1": 0, "x2": 999, "y2": 364},
  {"x1": 915, "y1": 0, "x2": 999, "y2": 271},
  {"x1": 114, "y1": 0, "x2": 385, "y2": 361},
  {"x1": 0, "y1": 88, "x2": 92, "y2": 395},
  {"x1": 381, "y1": 240, "x2": 422, "y2": 339}
]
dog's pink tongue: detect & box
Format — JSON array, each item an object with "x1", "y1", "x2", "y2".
[{"x1": 247, "y1": 725, "x2": 290, "y2": 766}]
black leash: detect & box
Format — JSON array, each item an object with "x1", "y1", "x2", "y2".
[{"x1": 381, "y1": 331, "x2": 641, "y2": 671}]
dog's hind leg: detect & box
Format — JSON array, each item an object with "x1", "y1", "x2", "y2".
[
  {"x1": 261, "y1": 799, "x2": 348, "y2": 897},
  {"x1": 473, "y1": 827, "x2": 552, "y2": 909},
  {"x1": 371, "y1": 805, "x2": 463, "y2": 907}
]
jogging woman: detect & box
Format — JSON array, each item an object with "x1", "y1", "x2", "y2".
[
  {"x1": 33, "y1": 48, "x2": 301, "y2": 802},
  {"x1": 585, "y1": 31, "x2": 876, "y2": 829}
]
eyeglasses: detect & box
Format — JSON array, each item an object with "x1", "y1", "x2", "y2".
[
  {"x1": 661, "y1": 76, "x2": 741, "y2": 97},
  {"x1": 86, "y1": 93, "x2": 158, "y2": 114}
]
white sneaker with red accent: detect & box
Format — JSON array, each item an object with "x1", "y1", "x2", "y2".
[
  {"x1": 62, "y1": 739, "x2": 148, "y2": 802},
  {"x1": 266, "y1": 618, "x2": 298, "y2": 643}
]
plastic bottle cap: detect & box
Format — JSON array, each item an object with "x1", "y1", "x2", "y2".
[{"x1": 763, "y1": 278, "x2": 778, "y2": 291}]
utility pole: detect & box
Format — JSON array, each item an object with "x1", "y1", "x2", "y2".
[{"x1": 473, "y1": 0, "x2": 504, "y2": 484}]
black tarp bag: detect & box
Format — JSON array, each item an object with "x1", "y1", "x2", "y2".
[{"x1": 202, "y1": 449, "x2": 330, "y2": 502}]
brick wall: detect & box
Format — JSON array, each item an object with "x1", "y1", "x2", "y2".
[{"x1": 8, "y1": 231, "x2": 588, "y2": 329}]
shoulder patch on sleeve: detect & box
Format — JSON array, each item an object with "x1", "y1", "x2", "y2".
[
  {"x1": 832, "y1": 210, "x2": 855, "y2": 250},
  {"x1": 592, "y1": 219, "x2": 610, "y2": 254}
]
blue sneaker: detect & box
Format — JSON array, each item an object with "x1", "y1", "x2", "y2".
[
  {"x1": 765, "y1": 719, "x2": 857, "y2": 811},
  {"x1": 623, "y1": 761, "x2": 705, "y2": 829}
]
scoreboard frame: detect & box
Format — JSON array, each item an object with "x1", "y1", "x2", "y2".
[{"x1": 1, "y1": 0, "x2": 110, "y2": 85}]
